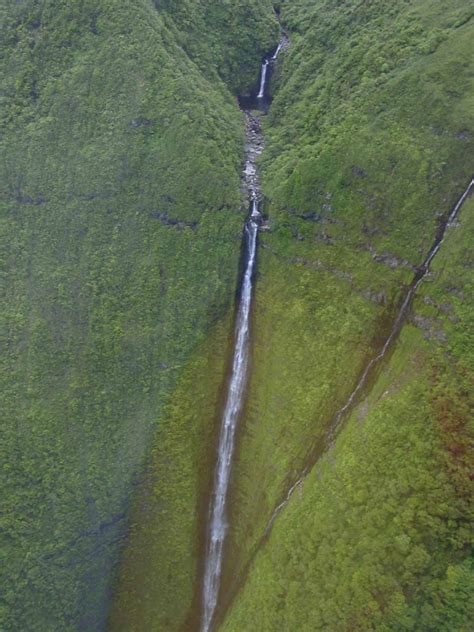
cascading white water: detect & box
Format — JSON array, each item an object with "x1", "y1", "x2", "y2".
[
  {"x1": 201, "y1": 199, "x2": 260, "y2": 632},
  {"x1": 272, "y1": 41, "x2": 283, "y2": 60},
  {"x1": 257, "y1": 60, "x2": 269, "y2": 99}
]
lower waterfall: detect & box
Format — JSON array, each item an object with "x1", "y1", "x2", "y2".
[{"x1": 201, "y1": 201, "x2": 260, "y2": 632}]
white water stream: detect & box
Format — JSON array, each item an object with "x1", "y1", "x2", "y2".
[
  {"x1": 201, "y1": 30, "x2": 286, "y2": 630},
  {"x1": 272, "y1": 41, "x2": 283, "y2": 60},
  {"x1": 201, "y1": 200, "x2": 260, "y2": 632},
  {"x1": 257, "y1": 59, "x2": 269, "y2": 99},
  {"x1": 200, "y1": 14, "x2": 472, "y2": 625}
]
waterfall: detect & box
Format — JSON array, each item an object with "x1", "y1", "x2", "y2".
[
  {"x1": 272, "y1": 41, "x2": 283, "y2": 60},
  {"x1": 201, "y1": 200, "x2": 260, "y2": 632},
  {"x1": 257, "y1": 60, "x2": 269, "y2": 99},
  {"x1": 201, "y1": 26, "x2": 286, "y2": 628}
]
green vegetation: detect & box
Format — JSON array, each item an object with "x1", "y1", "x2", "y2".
[
  {"x1": 153, "y1": 0, "x2": 279, "y2": 93},
  {"x1": 221, "y1": 0, "x2": 474, "y2": 626},
  {"x1": 109, "y1": 315, "x2": 234, "y2": 631},
  {"x1": 1, "y1": 1, "x2": 277, "y2": 630},
  {"x1": 2, "y1": 0, "x2": 473, "y2": 630},
  {"x1": 222, "y1": 196, "x2": 474, "y2": 631}
]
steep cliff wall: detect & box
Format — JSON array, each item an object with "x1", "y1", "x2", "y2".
[
  {"x1": 1, "y1": 1, "x2": 277, "y2": 629},
  {"x1": 222, "y1": 0, "x2": 473, "y2": 628},
  {"x1": 2, "y1": 0, "x2": 472, "y2": 630}
]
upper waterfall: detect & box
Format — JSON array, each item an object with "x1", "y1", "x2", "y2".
[{"x1": 257, "y1": 59, "x2": 269, "y2": 99}]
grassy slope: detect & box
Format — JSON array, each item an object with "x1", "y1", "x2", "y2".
[
  {"x1": 109, "y1": 314, "x2": 235, "y2": 631},
  {"x1": 222, "y1": 194, "x2": 474, "y2": 630},
  {"x1": 0, "y1": 1, "x2": 276, "y2": 629},
  {"x1": 222, "y1": 0, "x2": 474, "y2": 621}
]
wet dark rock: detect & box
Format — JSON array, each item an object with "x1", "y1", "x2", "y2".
[
  {"x1": 151, "y1": 211, "x2": 197, "y2": 229},
  {"x1": 352, "y1": 165, "x2": 367, "y2": 178},
  {"x1": 130, "y1": 117, "x2": 153, "y2": 127}
]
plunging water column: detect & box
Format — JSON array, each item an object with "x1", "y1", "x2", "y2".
[
  {"x1": 201, "y1": 31, "x2": 284, "y2": 631},
  {"x1": 201, "y1": 200, "x2": 260, "y2": 632},
  {"x1": 257, "y1": 59, "x2": 269, "y2": 99}
]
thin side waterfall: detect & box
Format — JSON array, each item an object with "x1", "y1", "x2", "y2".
[
  {"x1": 257, "y1": 60, "x2": 269, "y2": 99},
  {"x1": 215, "y1": 177, "x2": 474, "y2": 629},
  {"x1": 265, "y1": 175, "x2": 474, "y2": 533},
  {"x1": 201, "y1": 202, "x2": 260, "y2": 632}
]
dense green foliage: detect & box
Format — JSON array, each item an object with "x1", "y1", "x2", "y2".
[
  {"x1": 1, "y1": 1, "x2": 277, "y2": 629},
  {"x1": 109, "y1": 316, "x2": 235, "y2": 631},
  {"x1": 222, "y1": 196, "x2": 474, "y2": 631},
  {"x1": 153, "y1": 0, "x2": 279, "y2": 93},
  {"x1": 2, "y1": 0, "x2": 473, "y2": 630},
  {"x1": 221, "y1": 0, "x2": 474, "y2": 626}
]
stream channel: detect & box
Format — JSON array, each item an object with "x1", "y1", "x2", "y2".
[{"x1": 200, "y1": 34, "x2": 287, "y2": 632}]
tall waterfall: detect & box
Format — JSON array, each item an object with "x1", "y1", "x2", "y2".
[
  {"x1": 201, "y1": 200, "x2": 260, "y2": 632},
  {"x1": 201, "y1": 25, "x2": 286, "y2": 628}
]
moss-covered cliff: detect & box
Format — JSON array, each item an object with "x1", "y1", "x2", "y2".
[
  {"x1": 223, "y1": 194, "x2": 474, "y2": 631},
  {"x1": 220, "y1": 0, "x2": 474, "y2": 629},
  {"x1": 1, "y1": 1, "x2": 277, "y2": 629},
  {"x1": 2, "y1": 0, "x2": 472, "y2": 630}
]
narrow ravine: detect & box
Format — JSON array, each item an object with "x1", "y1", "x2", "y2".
[
  {"x1": 203, "y1": 16, "x2": 473, "y2": 628},
  {"x1": 201, "y1": 37, "x2": 286, "y2": 632}
]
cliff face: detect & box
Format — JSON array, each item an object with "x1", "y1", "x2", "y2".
[
  {"x1": 152, "y1": 0, "x2": 279, "y2": 93},
  {"x1": 2, "y1": 0, "x2": 473, "y2": 631},
  {"x1": 220, "y1": 0, "x2": 474, "y2": 629},
  {"x1": 1, "y1": 1, "x2": 277, "y2": 630},
  {"x1": 222, "y1": 196, "x2": 474, "y2": 631}
]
